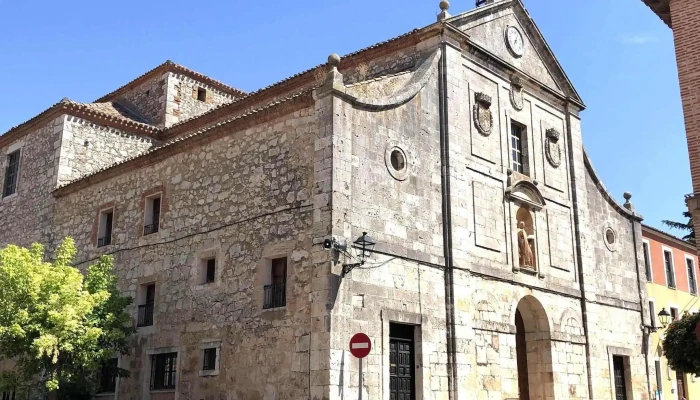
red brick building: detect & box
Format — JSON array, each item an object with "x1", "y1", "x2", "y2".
[{"x1": 643, "y1": 0, "x2": 700, "y2": 249}]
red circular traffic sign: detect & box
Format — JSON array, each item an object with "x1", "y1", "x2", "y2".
[{"x1": 350, "y1": 333, "x2": 372, "y2": 358}]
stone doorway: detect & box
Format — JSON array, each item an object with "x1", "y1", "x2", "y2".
[{"x1": 514, "y1": 296, "x2": 554, "y2": 400}]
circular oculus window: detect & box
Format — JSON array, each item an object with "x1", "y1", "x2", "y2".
[
  {"x1": 385, "y1": 145, "x2": 409, "y2": 181},
  {"x1": 604, "y1": 227, "x2": 617, "y2": 251}
]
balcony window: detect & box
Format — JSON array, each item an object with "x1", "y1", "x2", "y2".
[
  {"x1": 137, "y1": 284, "x2": 155, "y2": 327},
  {"x1": 263, "y1": 257, "x2": 287, "y2": 309},
  {"x1": 97, "y1": 209, "x2": 114, "y2": 247},
  {"x1": 143, "y1": 195, "x2": 161, "y2": 235}
]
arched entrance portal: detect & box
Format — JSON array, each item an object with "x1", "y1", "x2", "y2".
[{"x1": 514, "y1": 296, "x2": 554, "y2": 400}]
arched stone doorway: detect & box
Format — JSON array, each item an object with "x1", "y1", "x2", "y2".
[{"x1": 514, "y1": 296, "x2": 554, "y2": 400}]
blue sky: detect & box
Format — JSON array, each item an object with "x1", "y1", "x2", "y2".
[{"x1": 0, "y1": 0, "x2": 686, "y2": 234}]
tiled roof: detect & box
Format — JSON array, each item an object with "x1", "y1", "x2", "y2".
[
  {"x1": 54, "y1": 90, "x2": 314, "y2": 196},
  {"x1": 95, "y1": 60, "x2": 247, "y2": 103},
  {"x1": 0, "y1": 98, "x2": 161, "y2": 149},
  {"x1": 641, "y1": 0, "x2": 671, "y2": 28},
  {"x1": 163, "y1": 29, "x2": 424, "y2": 136},
  {"x1": 642, "y1": 223, "x2": 696, "y2": 251}
]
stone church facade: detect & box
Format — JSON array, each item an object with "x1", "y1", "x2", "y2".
[{"x1": 0, "y1": 1, "x2": 655, "y2": 399}]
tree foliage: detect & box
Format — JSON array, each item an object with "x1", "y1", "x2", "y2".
[
  {"x1": 662, "y1": 311, "x2": 700, "y2": 376},
  {"x1": 0, "y1": 238, "x2": 133, "y2": 394},
  {"x1": 662, "y1": 210, "x2": 696, "y2": 244}
]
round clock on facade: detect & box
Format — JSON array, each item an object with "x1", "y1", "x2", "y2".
[{"x1": 505, "y1": 25, "x2": 525, "y2": 57}]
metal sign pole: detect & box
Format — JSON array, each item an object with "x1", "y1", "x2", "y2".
[{"x1": 358, "y1": 356, "x2": 363, "y2": 400}]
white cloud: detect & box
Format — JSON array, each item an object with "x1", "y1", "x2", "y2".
[{"x1": 619, "y1": 34, "x2": 659, "y2": 45}]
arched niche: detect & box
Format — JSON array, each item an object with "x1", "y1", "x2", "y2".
[{"x1": 507, "y1": 180, "x2": 545, "y2": 274}]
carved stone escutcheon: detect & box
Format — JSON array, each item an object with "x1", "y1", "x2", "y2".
[
  {"x1": 510, "y1": 75, "x2": 524, "y2": 111},
  {"x1": 545, "y1": 128, "x2": 562, "y2": 168},
  {"x1": 473, "y1": 92, "x2": 494, "y2": 136}
]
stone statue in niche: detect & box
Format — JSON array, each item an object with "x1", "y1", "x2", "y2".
[
  {"x1": 517, "y1": 221, "x2": 536, "y2": 269},
  {"x1": 473, "y1": 92, "x2": 494, "y2": 136}
]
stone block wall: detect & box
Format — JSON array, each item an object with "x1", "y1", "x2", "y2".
[
  {"x1": 56, "y1": 115, "x2": 155, "y2": 186},
  {"x1": 51, "y1": 106, "x2": 317, "y2": 400},
  {"x1": 111, "y1": 72, "x2": 169, "y2": 126},
  {"x1": 0, "y1": 117, "x2": 63, "y2": 249},
  {"x1": 164, "y1": 73, "x2": 237, "y2": 127}
]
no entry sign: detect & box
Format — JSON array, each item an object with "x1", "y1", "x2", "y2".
[{"x1": 350, "y1": 333, "x2": 372, "y2": 358}]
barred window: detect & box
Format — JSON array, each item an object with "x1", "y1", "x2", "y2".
[
  {"x1": 151, "y1": 352, "x2": 177, "y2": 390},
  {"x1": 3, "y1": 150, "x2": 20, "y2": 197}
]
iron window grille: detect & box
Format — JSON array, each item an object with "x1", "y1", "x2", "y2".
[
  {"x1": 263, "y1": 282, "x2": 286, "y2": 309},
  {"x1": 202, "y1": 348, "x2": 217, "y2": 371},
  {"x1": 137, "y1": 302, "x2": 154, "y2": 327},
  {"x1": 97, "y1": 211, "x2": 114, "y2": 248},
  {"x1": 1, "y1": 390, "x2": 15, "y2": 400},
  {"x1": 150, "y1": 353, "x2": 177, "y2": 390},
  {"x1": 98, "y1": 358, "x2": 118, "y2": 393},
  {"x1": 3, "y1": 150, "x2": 20, "y2": 198},
  {"x1": 144, "y1": 221, "x2": 160, "y2": 236},
  {"x1": 144, "y1": 197, "x2": 161, "y2": 235}
]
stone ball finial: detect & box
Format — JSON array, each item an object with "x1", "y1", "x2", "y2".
[
  {"x1": 439, "y1": 0, "x2": 450, "y2": 11},
  {"x1": 328, "y1": 53, "x2": 341, "y2": 67},
  {"x1": 623, "y1": 192, "x2": 632, "y2": 201}
]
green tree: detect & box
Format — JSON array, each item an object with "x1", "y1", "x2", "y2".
[
  {"x1": 662, "y1": 311, "x2": 700, "y2": 376},
  {"x1": 662, "y1": 210, "x2": 695, "y2": 244},
  {"x1": 0, "y1": 238, "x2": 133, "y2": 397}
]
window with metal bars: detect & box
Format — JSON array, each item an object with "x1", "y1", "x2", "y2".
[
  {"x1": 144, "y1": 196, "x2": 161, "y2": 235},
  {"x1": 664, "y1": 250, "x2": 676, "y2": 288},
  {"x1": 98, "y1": 358, "x2": 118, "y2": 393},
  {"x1": 263, "y1": 257, "x2": 287, "y2": 309},
  {"x1": 1, "y1": 389, "x2": 15, "y2": 400},
  {"x1": 510, "y1": 121, "x2": 528, "y2": 175},
  {"x1": 202, "y1": 348, "x2": 217, "y2": 371},
  {"x1": 3, "y1": 150, "x2": 20, "y2": 198},
  {"x1": 97, "y1": 210, "x2": 114, "y2": 247},
  {"x1": 687, "y1": 258, "x2": 697, "y2": 295},
  {"x1": 150, "y1": 352, "x2": 177, "y2": 390}
]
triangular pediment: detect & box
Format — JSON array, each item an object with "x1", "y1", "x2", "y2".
[{"x1": 447, "y1": 0, "x2": 583, "y2": 107}]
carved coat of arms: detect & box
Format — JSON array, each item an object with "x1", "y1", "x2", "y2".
[
  {"x1": 473, "y1": 92, "x2": 493, "y2": 136},
  {"x1": 510, "y1": 75, "x2": 524, "y2": 111},
  {"x1": 545, "y1": 128, "x2": 562, "y2": 168}
]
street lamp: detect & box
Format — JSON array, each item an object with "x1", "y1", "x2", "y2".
[
  {"x1": 341, "y1": 232, "x2": 377, "y2": 277},
  {"x1": 658, "y1": 308, "x2": 671, "y2": 328}
]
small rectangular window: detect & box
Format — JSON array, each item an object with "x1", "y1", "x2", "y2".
[
  {"x1": 202, "y1": 348, "x2": 217, "y2": 371},
  {"x1": 670, "y1": 307, "x2": 679, "y2": 321},
  {"x1": 150, "y1": 352, "x2": 177, "y2": 390},
  {"x1": 206, "y1": 258, "x2": 216, "y2": 284},
  {"x1": 1, "y1": 389, "x2": 15, "y2": 400},
  {"x1": 510, "y1": 121, "x2": 528, "y2": 175},
  {"x1": 197, "y1": 87, "x2": 207, "y2": 102},
  {"x1": 98, "y1": 358, "x2": 118, "y2": 393},
  {"x1": 3, "y1": 150, "x2": 20, "y2": 197},
  {"x1": 264, "y1": 257, "x2": 287, "y2": 309},
  {"x1": 687, "y1": 258, "x2": 697, "y2": 295},
  {"x1": 655, "y1": 360, "x2": 662, "y2": 393},
  {"x1": 649, "y1": 301, "x2": 656, "y2": 329},
  {"x1": 97, "y1": 210, "x2": 114, "y2": 247},
  {"x1": 664, "y1": 250, "x2": 676, "y2": 288},
  {"x1": 144, "y1": 195, "x2": 161, "y2": 235},
  {"x1": 643, "y1": 242, "x2": 652, "y2": 281},
  {"x1": 138, "y1": 284, "x2": 155, "y2": 327}
]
